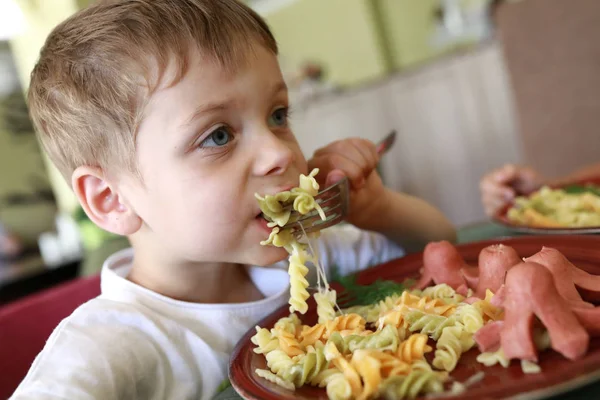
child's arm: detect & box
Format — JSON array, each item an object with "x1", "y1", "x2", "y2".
[
  {"x1": 350, "y1": 188, "x2": 457, "y2": 252},
  {"x1": 308, "y1": 138, "x2": 456, "y2": 252}
]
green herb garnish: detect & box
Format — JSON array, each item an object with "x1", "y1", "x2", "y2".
[
  {"x1": 216, "y1": 379, "x2": 231, "y2": 393},
  {"x1": 563, "y1": 184, "x2": 600, "y2": 197},
  {"x1": 331, "y1": 265, "x2": 414, "y2": 307}
]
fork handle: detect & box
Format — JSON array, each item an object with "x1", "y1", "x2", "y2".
[{"x1": 375, "y1": 130, "x2": 396, "y2": 156}]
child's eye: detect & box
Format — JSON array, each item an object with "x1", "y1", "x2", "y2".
[
  {"x1": 200, "y1": 127, "x2": 233, "y2": 148},
  {"x1": 268, "y1": 107, "x2": 289, "y2": 127}
]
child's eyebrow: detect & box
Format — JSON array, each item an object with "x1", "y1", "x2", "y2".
[
  {"x1": 180, "y1": 81, "x2": 288, "y2": 129},
  {"x1": 181, "y1": 101, "x2": 235, "y2": 129}
]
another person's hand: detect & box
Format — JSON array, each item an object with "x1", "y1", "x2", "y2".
[{"x1": 480, "y1": 164, "x2": 544, "y2": 216}]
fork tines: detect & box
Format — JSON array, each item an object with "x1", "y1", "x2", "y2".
[{"x1": 291, "y1": 204, "x2": 345, "y2": 238}]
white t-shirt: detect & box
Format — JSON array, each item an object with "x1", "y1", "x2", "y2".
[{"x1": 11, "y1": 225, "x2": 404, "y2": 400}]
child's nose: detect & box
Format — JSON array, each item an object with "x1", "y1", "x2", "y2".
[{"x1": 253, "y1": 134, "x2": 293, "y2": 177}]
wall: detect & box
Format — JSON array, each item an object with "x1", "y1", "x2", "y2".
[
  {"x1": 376, "y1": 0, "x2": 442, "y2": 69},
  {"x1": 0, "y1": 127, "x2": 56, "y2": 245},
  {"x1": 9, "y1": 0, "x2": 80, "y2": 215},
  {"x1": 263, "y1": 0, "x2": 390, "y2": 86},
  {"x1": 496, "y1": 0, "x2": 600, "y2": 178},
  {"x1": 0, "y1": 43, "x2": 56, "y2": 244}
]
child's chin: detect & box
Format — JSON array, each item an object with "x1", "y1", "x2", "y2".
[{"x1": 253, "y1": 246, "x2": 289, "y2": 267}]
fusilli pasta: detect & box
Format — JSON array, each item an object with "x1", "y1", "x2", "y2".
[{"x1": 396, "y1": 334, "x2": 432, "y2": 363}]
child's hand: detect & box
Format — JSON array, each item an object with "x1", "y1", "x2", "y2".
[
  {"x1": 480, "y1": 164, "x2": 543, "y2": 216},
  {"x1": 307, "y1": 138, "x2": 387, "y2": 228}
]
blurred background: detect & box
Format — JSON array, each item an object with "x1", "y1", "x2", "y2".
[{"x1": 1, "y1": 0, "x2": 600, "y2": 303}]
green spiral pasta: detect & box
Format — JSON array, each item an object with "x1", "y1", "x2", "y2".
[
  {"x1": 410, "y1": 359, "x2": 435, "y2": 372},
  {"x1": 380, "y1": 370, "x2": 445, "y2": 399},
  {"x1": 325, "y1": 373, "x2": 352, "y2": 400},
  {"x1": 326, "y1": 325, "x2": 400, "y2": 356},
  {"x1": 288, "y1": 242, "x2": 311, "y2": 314},
  {"x1": 296, "y1": 342, "x2": 331, "y2": 386},
  {"x1": 432, "y1": 326, "x2": 469, "y2": 372},
  {"x1": 260, "y1": 227, "x2": 296, "y2": 249},
  {"x1": 315, "y1": 289, "x2": 337, "y2": 323},
  {"x1": 293, "y1": 192, "x2": 318, "y2": 215},
  {"x1": 298, "y1": 168, "x2": 320, "y2": 196},
  {"x1": 256, "y1": 168, "x2": 323, "y2": 227},
  {"x1": 453, "y1": 304, "x2": 484, "y2": 334},
  {"x1": 255, "y1": 369, "x2": 295, "y2": 391},
  {"x1": 419, "y1": 284, "x2": 465, "y2": 305},
  {"x1": 255, "y1": 191, "x2": 293, "y2": 226},
  {"x1": 403, "y1": 309, "x2": 456, "y2": 340},
  {"x1": 306, "y1": 368, "x2": 339, "y2": 386},
  {"x1": 265, "y1": 350, "x2": 298, "y2": 384}
]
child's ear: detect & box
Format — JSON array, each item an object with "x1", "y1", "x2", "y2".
[{"x1": 72, "y1": 166, "x2": 142, "y2": 236}]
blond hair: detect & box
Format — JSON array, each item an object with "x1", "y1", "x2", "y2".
[{"x1": 28, "y1": 0, "x2": 277, "y2": 181}]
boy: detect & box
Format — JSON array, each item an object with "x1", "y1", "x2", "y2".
[{"x1": 12, "y1": 1, "x2": 456, "y2": 399}]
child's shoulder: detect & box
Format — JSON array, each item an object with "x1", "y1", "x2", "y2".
[{"x1": 51, "y1": 296, "x2": 156, "y2": 345}]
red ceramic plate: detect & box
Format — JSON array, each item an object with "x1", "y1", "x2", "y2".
[
  {"x1": 493, "y1": 178, "x2": 600, "y2": 235},
  {"x1": 230, "y1": 235, "x2": 600, "y2": 400}
]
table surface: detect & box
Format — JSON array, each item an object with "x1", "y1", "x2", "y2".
[{"x1": 215, "y1": 222, "x2": 600, "y2": 400}]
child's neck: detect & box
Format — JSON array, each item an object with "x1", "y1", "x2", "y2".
[{"x1": 127, "y1": 256, "x2": 264, "y2": 304}]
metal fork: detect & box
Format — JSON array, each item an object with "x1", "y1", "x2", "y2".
[{"x1": 282, "y1": 130, "x2": 397, "y2": 238}]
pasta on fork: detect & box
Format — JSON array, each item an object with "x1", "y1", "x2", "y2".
[{"x1": 256, "y1": 168, "x2": 336, "y2": 317}]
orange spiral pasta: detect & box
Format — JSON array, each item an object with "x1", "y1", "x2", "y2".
[
  {"x1": 300, "y1": 314, "x2": 367, "y2": 347},
  {"x1": 396, "y1": 334, "x2": 433, "y2": 363},
  {"x1": 275, "y1": 328, "x2": 304, "y2": 357}
]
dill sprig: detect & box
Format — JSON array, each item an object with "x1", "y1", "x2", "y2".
[
  {"x1": 563, "y1": 184, "x2": 600, "y2": 197},
  {"x1": 331, "y1": 265, "x2": 415, "y2": 307}
]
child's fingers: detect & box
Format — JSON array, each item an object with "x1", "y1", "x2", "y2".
[
  {"x1": 313, "y1": 138, "x2": 378, "y2": 174},
  {"x1": 349, "y1": 138, "x2": 378, "y2": 172},
  {"x1": 325, "y1": 169, "x2": 346, "y2": 187},
  {"x1": 314, "y1": 140, "x2": 366, "y2": 170},
  {"x1": 310, "y1": 154, "x2": 366, "y2": 190}
]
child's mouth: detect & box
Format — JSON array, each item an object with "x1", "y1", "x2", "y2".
[{"x1": 255, "y1": 214, "x2": 272, "y2": 232}]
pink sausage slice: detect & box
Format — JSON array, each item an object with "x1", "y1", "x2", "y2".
[
  {"x1": 474, "y1": 320, "x2": 504, "y2": 352},
  {"x1": 571, "y1": 266, "x2": 600, "y2": 302},
  {"x1": 416, "y1": 241, "x2": 467, "y2": 290},
  {"x1": 475, "y1": 244, "x2": 521, "y2": 298},
  {"x1": 502, "y1": 262, "x2": 589, "y2": 361},
  {"x1": 461, "y1": 265, "x2": 479, "y2": 289},
  {"x1": 573, "y1": 307, "x2": 600, "y2": 337},
  {"x1": 525, "y1": 247, "x2": 593, "y2": 308},
  {"x1": 491, "y1": 285, "x2": 506, "y2": 307}
]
